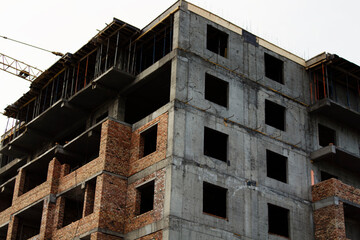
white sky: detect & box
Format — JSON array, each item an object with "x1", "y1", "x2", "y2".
[{"x1": 1, "y1": 0, "x2": 360, "y2": 133}]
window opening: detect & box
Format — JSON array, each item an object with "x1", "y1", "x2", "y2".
[
  {"x1": 264, "y1": 53, "x2": 283, "y2": 84},
  {"x1": 318, "y1": 124, "x2": 336, "y2": 147},
  {"x1": 204, "y1": 127, "x2": 228, "y2": 162},
  {"x1": 266, "y1": 150, "x2": 287, "y2": 183},
  {"x1": 205, "y1": 73, "x2": 228, "y2": 107},
  {"x1": 207, "y1": 25, "x2": 228, "y2": 57},
  {"x1": 203, "y1": 182, "x2": 227, "y2": 218},
  {"x1": 320, "y1": 171, "x2": 337, "y2": 181},
  {"x1": 265, "y1": 100, "x2": 285, "y2": 131},
  {"x1": 140, "y1": 125, "x2": 158, "y2": 158},
  {"x1": 268, "y1": 203, "x2": 289, "y2": 237},
  {"x1": 136, "y1": 180, "x2": 155, "y2": 215}
]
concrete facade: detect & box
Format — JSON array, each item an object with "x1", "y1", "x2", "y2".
[{"x1": 0, "y1": 1, "x2": 359, "y2": 240}]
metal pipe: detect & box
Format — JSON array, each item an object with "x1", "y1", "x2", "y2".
[
  {"x1": 114, "y1": 31, "x2": 120, "y2": 67},
  {"x1": 84, "y1": 56, "x2": 89, "y2": 87},
  {"x1": 105, "y1": 38, "x2": 109, "y2": 71}
]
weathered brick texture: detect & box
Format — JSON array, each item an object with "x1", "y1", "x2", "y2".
[
  {"x1": 312, "y1": 178, "x2": 359, "y2": 240},
  {"x1": 0, "y1": 115, "x2": 168, "y2": 240}
]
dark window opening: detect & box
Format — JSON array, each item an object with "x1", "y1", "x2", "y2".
[
  {"x1": 57, "y1": 123, "x2": 86, "y2": 146},
  {"x1": 0, "y1": 224, "x2": 8, "y2": 240},
  {"x1": 203, "y1": 182, "x2": 227, "y2": 218},
  {"x1": 63, "y1": 198, "x2": 84, "y2": 227},
  {"x1": 1, "y1": 155, "x2": 15, "y2": 168},
  {"x1": 321, "y1": 171, "x2": 338, "y2": 181},
  {"x1": 268, "y1": 203, "x2": 289, "y2": 238},
  {"x1": 265, "y1": 100, "x2": 285, "y2": 131},
  {"x1": 205, "y1": 73, "x2": 228, "y2": 107},
  {"x1": 83, "y1": 180, "x2": 96, "y2": 217},
  {"x1": 266, "y1": 150, "x2": 287, "y2": 183},
  {"x1": 125, "y1": 64, "x2": 171, "y2": 124},
  {"x1": 204, "y1": 127, "x2": 228, "y2": 162},
  {"x1": 22, "y1": 167, "x2": 48, "y2": 195},
  {"x1": 16, "y1": 201, "x2": 43, "y2": 240},
  {"x1": 318, "y1": 124, "x2": 336, "y2": 147},
  {"x1": 136, "y1": 180, "x2": 155, "y2": 215},
  {"x1": 140, "y1": 125, "x2": 158, "y2": 158},
  {"x1": 344, "y1": 203, "x2": 360, "y2": 240},
  {"x1": 207, "y1": 25, "x2": 228, "y2": 57},
  {"x1": 264, "y1": 53, "x2": 283, "y2": 84},
  {"x1": 0, "y1": 179, "x2": 15, "y2": 212}
]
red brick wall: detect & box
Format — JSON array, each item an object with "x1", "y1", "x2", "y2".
[
  {"x1": 313, "y1": 203, "x2": 347, "y2": 240},
  {"x1": 125, "y1": 168, "x2": 166, "y2": 233},
  {"x1": 129, "y1": 113, "x2": 168, "y2": 176},
  {"x1": 1, "y1": 116, "x2": 169, "y2": 240},
  {"x1": 312, "y1": 178, "x2": 360, "y2": 205}
]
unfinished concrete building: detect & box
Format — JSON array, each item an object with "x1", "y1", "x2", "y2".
[{"x1": 0, "y1": 1, "x2": 359, "y2": 239}]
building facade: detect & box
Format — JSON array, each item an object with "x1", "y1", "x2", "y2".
[{"x1": 0, "y1": 1, "x2": 359, "y2": 239}]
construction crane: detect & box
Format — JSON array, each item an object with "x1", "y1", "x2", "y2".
[
  {"x1": 0, "y1": 35, "x2": 64, "y2": 82},
  {"x1": 0, "y1": 53, "x2": 43, "y2": 82}
]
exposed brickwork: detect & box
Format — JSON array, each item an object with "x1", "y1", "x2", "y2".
[
  {"x1": 137, "y1": 230, "x2": 163, "y2": 240},
  {"x1": 312, "y1": 178, "x2": 360, "y2": 204},
  {"x1": 125, "y1": 168, "x2": 166, "y2": 233},
  {"x1": 100, "y1": 120, "x2": 132, "y2": 176},
  {"x1": 313, "y1": 203, "x2": 347, "y2": 240},
  {"x1": 129, "y1": 113, "x2": 168, "y2": 176},
  {"x1": 0, "y1": 117, "x2": 168, "y2": 240},
  {"x1": 312, "y1": 179, "x2": 359, "y2": 240}
]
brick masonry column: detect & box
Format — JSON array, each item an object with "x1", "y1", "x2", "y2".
[
  {"x1": 99, "y1": 120, "x2": 131, "y2": 176},
  {"x1": 83, "y1": 181, "x2": 95, "y2": 217},
  {"x1": 6, "y1": 215, "x2": 19, "y2": 240},
  {"x1": 53, "y1": 196, "x2": 65, "y2": 231},
  {"x1": 38, "y1": 158, "x2": 62, "y2": 239},
  {"x1": 12, "y1": 168, "x2": 26, "y2": 200},
  {"x1": 313, "y1": 202, "x2": 347, "y2": 240}
]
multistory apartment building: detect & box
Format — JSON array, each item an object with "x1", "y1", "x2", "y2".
[{"x1": 0, "y1": 1, "x2": 359, "y2": 239}]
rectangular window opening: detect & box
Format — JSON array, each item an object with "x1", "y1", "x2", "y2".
[
  {"x1": 136, "y1": 180, "x2": 155, "y2": 215},
  {"x1": 0, "y1": 224, "x2": 8, "y2": 240},
  {"x1": 22, "y1": 167, "x2": 48, "y2": 195},
  {"x1": 266, "y1": 150, "x2": 287, "y2": 183},
  {"x1": 344, "y1": 203, "x2": 360, "y2": 240},
  {"x1": 265, "y1": 100, "x2": 285, "y2": 131},
  {"x1": 204, "y1": 127, "x2": 228, "y2": 162},
  {"x1": 0, "y1": 179, "x2": 15, "y2": 212},
  {"x1": 268, "y1": 203, "x2": 289, "y2": 238},
  {"x1": 265, "y1": 53, "x2": 284, "y2": 84},
  {"x1": 62, "y1": 187, "x2": 85, "y2": 228},
  {"x1": 207, "y1": 25, "x2": 228, "y2": 57},
  {"x1": 203, "y1": 182, "x2": 227, "y2": 218},
  {"x1": 205, "y1": 73, "x2": 228, "y2": 107},
  {"x1": 140, "y1": 124, "x2": 158, "y2": 158},
  {"x1": 318, "y1": 124, "x2": 336, "y2": 147},
  {"x1": 16, "y1": 201, "x2": 43, "y2": 240}
]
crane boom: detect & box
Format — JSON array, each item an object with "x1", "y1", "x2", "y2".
[{"x1": 0, "y1": 53, "x2": 43, "y2": 82}]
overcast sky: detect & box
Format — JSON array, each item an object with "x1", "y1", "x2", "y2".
[{"x1": 1, "y1": 0, "x2": 360, "y2": 133}]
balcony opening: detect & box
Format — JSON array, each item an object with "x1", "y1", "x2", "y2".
[
  {"x1": 95, "y1": 111, "x2": 108, "y2": 123},
  {"x1": 265, "y1": 100, "x2": 285, "y2": 131},
  {"x1": 16, "y1": 201, "x2": 43, "y2": 240},
  {"x1": 0, "y1": 224, "x2": 8, "y2": 240},
  {"x1": 0, "y1": 154, "x2": 15, "y2": 168},
  {"x1": 266, "y1": 150, "x2": 287, "y2": 183},
  {"x1": 205, "y1": 73, "x2": 228, "y2": 108},
  {"x1": 320, "y1": 171, "x2": 337, "y2": 181},
  {"x1": 268, "y1": 203, "x2": 289, "y2": 238},
  {"x1": 264, "y1": 53, "x2": 283, "y2": 84},
  {"x1": 125, "y1": 63, "x2": 171, "y2": 124},
  {"x1": 203, "y1": 182, "x2": 227, "y2": 218},
  {"x1": 318, "y1": 124, "x2": 336, "y2": 147},
  {"x1": 0, "y1": 178, "x2": 15, "y2": 212},
  {"x1": 136, "y1": 180, "x2": 155, "y2": 215},
  {"x1": 207, "y1": 25, "x2": 228, "y2": 57},
  {"x1": 344, "y1": 203, "x2": 360, "y2": 240},
  {"x1": 204, "y1": 127, "x2": 228, "y2": 162},
  {"x1": 140, "y1": 125, "x2": 158, "y2": 158}
]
